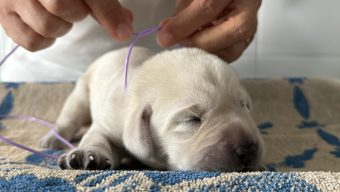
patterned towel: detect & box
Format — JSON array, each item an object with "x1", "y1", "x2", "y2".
[{"x1": 0, "y1": 78, "x2": 340, "y2": 191}]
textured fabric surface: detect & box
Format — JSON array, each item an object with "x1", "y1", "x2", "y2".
[{"x1": 0, "y1": 78, "x2": 340, "y2": 191}]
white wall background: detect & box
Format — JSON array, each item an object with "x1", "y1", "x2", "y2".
[
  {"x1": 233, "y1": 0, "x2": 340, "y2": 78},
  {"x1": 1, "y1": 0, "x2": 340, "y2": 79}
]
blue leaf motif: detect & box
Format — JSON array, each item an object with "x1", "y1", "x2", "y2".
[
  {"x1": 293, "y1": 86, "x2": 310, "y2": 120},
  {"x1": 258, "y1": 122, "x2": 273, "y2": 130},
  {"x1": 298, "y1": 120, "x2": 325, "y2": 129},
  {"x1": 284, "y1": 148, "x2": 317, "y2": 168},
  {"x1": 258, "y1": 122, "x2": 273, "y2": 134},
  {"x1": 0, "y1": 91, "x2": 14, "y2": 116},
  {"x1": 4, "y1": 83, "x2": 21, "y2": 90},
  {"x1": 317, "y1": 129, "x2": 340, "y2": 147},
  {"x1": 0, "y1": 91, "x2": 15, "y2": 129},
  {"x1": 330, "y1": 148, "x2": 340, "y2": 158}
]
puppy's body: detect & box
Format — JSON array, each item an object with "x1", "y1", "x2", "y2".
[
  {"x1": 84, "y1": 47, "x2": 154, "y2": 146},
  {"x1": 41, "y1": 47, "x2": 264, "y2": 171}
]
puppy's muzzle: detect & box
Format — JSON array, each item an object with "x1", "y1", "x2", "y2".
[
  {"x1": 200, "y1": 123, "x2": 261, "y2": 171},
  {"x1": 233, "y1": 140, "x2": 258, "y2": 167},
  {"x1": 225, "y1": 123, "x2": 260, "y2": 168}
]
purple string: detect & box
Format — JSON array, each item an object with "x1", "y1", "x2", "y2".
[
  {"x1": 0, "y1": 115, "x2": 75, "y2": 160},
  {"x1": 0, "y1": 46, "x2": 75, "y2": 160},
  {"x1": 0, "y1": 46, "x2": 69, "y2": 160},
  {"x1": 1, "y1": 26, "x2": 160, "y2": 90},
  {"x1": 124, "y1": 26, "x2": 160, "y2": 89},
  {"x1": 0, "y1": 135, "x2": 59, "y2": 160},
  {"x1": 0, "y1": 26, "x2": 160, "y2": 161},
  {"x1": 0, "y1": 45, "x2": 19, "y2": 67}
]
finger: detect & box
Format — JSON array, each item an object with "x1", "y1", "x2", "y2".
[
  {"x1": 159, "y1": 17, "x2": 172, "y2": 29},
  {"x1": 157, "y1": 0, "x2": 232, "y2": 47},
  {"x1": 1, "y1": 12, "x2": 55, "y2": 51},
  {"x1": 216, "y1": 41, "x2": 248, "y2": 63},
  {"x1": 14, "y1": 0, "x2": 72, "y2": 38},
  {"x1": 85, "y1": 0, "x2": 132, "y2": 41},
  {"x1": 174, "y1": 0, "x2": 193, "y2": 15},
  {"x1": 39, "y1": 0, "x2": 89, "y2": 22},
  {"x1": 186, "y1": 10, "x2": 257, "y2": 52}
]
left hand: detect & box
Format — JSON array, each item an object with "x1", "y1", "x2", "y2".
[{"x1": 157, "y1": 0, "x2": 262, "y2": 63}]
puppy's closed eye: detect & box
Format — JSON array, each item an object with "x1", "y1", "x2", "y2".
[
  {"x1": 182, "y1": 116, "x2": 201, "y2": 125},
  {"x1": 172, "y1": 114, "x2": 202, "y2": 134}
]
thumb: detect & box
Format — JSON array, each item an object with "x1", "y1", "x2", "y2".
[
  {"x1": 157, "y1": 0, "x2": 192, "y2": 46},
  {"x1": 157, "y1": 0, "x2": 231, "y2": 47},
  {"x1": 84, "y1": 0, "x2": 133, "y2": 41},
  {"x1": 159, "y1": 0, "x2": 192, "y2": 27}
]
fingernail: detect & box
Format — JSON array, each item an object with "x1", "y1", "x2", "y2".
[
  {"x1": 158, "y1": 32, "x2": 174, "y2": 46},
  {"x1": 116, "y1": 23, "x2": 131, "y2": 40}
]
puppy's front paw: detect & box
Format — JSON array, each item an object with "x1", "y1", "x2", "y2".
[
  {"x1": 58, "y1": 149, "x2": 113, "y2": 170},
  {"x1": 40, "y1": 132, "x2": 70, "y2": 150}
]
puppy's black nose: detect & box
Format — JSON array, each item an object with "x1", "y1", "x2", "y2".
[{"x1": 234, "y1": 143, "x2": 257, "y2": 166}]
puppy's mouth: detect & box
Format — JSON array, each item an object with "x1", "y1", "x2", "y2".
[
  {"x1": 193, "y1": 144, "x2": 262, "y2": 172},
  {"x1": 191, "y1": 157, "x2": 261, "y2": 172},
  {"x1": 239, "y1": 167, "x2": 258, "y2": 172}
]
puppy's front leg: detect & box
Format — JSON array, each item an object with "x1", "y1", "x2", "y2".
[
  {"x1": 40, "y1": 77, "x2": 91, "y2": 149},
  {"x1": 59, "y1": 125, "x2": 122, "y2": 170}
]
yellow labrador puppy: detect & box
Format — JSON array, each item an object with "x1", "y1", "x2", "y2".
[{"x1": 40, "y1": 47, "x2": 264, "y2": 172}]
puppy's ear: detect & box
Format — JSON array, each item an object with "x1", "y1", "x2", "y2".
[{"x1": 123, "y1": 104, "x2": 154, "y2": 160}]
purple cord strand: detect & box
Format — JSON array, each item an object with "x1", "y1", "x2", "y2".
[
  {"x1": 124, "y1": 26, "x2": 160, "y2": 89},
  {"x1": 0, "y1": 115, "x2": 75, "y2": 160},
  {"x1": 0, "y1": 25, "x2": 160, "y2": 161},
  {"x1": 0, "y1": 115, "x2": 75, "y2": 149},
  {"x1": 0, "y1": 45, "x2": 19, "y2": 66},
  {"x1": 124, "y1": 35, "x2": 139, "y2": 90},
  {"x1": 0, "y1": 135, "x2": 59, "y2": 160}
]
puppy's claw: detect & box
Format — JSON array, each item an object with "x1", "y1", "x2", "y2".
[
  {"x1": 60, "y1": 149, "x2": 113, "y2": 170},
  {"x1": 58, "y1": 155, "x2": 67, "y2": 170},
  {"x1": 69, "y1": 153, "x2": 82, "y2": 169},
  {"x1": 84, "y1": 155, "x2": 98, "y2": 170},
  {"x1": 104, "y1": 159, "x2": 112, "y2": 170}
]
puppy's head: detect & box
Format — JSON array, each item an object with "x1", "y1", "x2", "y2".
[{"x1": 123, "y1": 48, "x2": 264, "y2": 171}]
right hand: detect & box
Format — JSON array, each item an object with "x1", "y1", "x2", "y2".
[{"x1": 0, "y1": 0, "x2": 133, "y2": 52}]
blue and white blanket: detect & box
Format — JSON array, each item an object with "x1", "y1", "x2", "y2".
[{"x1": 0, "y1": 78, "x2": 340, "y2": 191}]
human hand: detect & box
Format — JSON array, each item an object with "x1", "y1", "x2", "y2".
[
  {"x1": 157, "y1": 0, "x2": 262, "y2": 63},
  {"x1": 0, "y1": 0, "x2": 132, "y2": 51}
]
